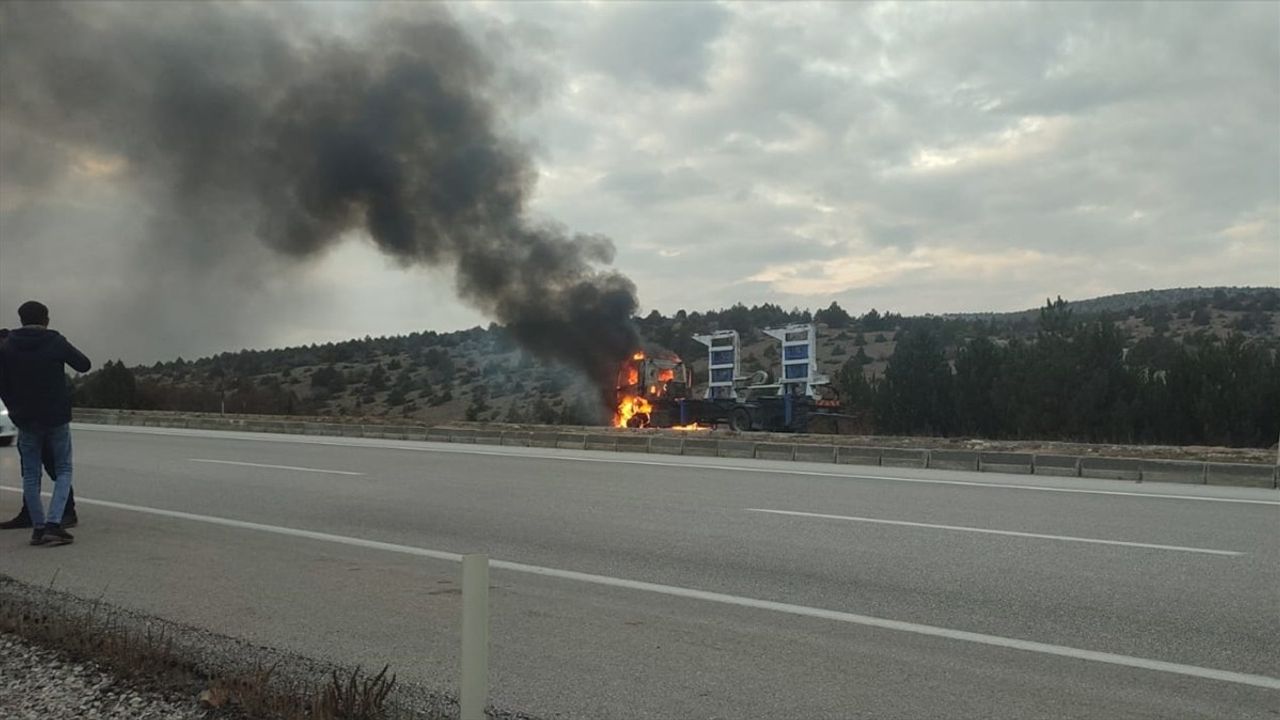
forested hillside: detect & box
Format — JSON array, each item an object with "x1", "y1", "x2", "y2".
[{"x1": 72, "y1": 287, "x2": 1280, "y2": 447}]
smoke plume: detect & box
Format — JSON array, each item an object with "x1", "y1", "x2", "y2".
[{"x1": 0, "y1": 2, "x2": 638, "y2": 403}]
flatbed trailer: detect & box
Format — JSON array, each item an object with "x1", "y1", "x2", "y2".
[{"x1": 650, "y1": 394, "x2": 846, "y2": 433}]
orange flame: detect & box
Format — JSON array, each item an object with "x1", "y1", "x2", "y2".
[
  {"x1": 671, "y1": 423, "x2": 707, "y2": 431},
  {"x1": 632, "y1": 351, "x2": 646, "y2": 361},
  {"x1": 615, "y1": 394, "x2": 653, "y2": 428}
]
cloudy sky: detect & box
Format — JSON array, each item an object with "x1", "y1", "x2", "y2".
[{"x1": 1, "y1": 1, "x2": 1276, "y2": 365}]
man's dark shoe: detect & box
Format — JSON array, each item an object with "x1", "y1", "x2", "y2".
[
  {"x1": 61, "y1": 513, "x2": 78, "y2": 529},
  {"x1": 43, "y1": 523, "x2": 73, "y2": 546},
  {"x1": 29, "y1": 528, "x2": 49, "y2": 546},
  {"x1": 2, "y1": 511, "x2": 33, "y2": 530}
]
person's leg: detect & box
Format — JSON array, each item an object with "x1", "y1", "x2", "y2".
[
  {"x1": 64, "y1": 486, "x2": 78, "y2": 524},
  {"x1": 0, "y1": 497, "x2": 32, "y2": 529},
  {"x1": 44, "y1": 424, "x2": 73, "y2": 526},
  {"x1": 1, "y1": 428, "x2": 37, "y2": 529},
  {"x1": 41, "y1": 431, "x2": 75, "y2": 524},
  {"x1": 17, "y1": 428, "x2": 46, "y2": 529}
]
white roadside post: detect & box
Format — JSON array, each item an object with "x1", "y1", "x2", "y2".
[{"x1": 460, "y1": 554, "x2": 490, "y2": 720}]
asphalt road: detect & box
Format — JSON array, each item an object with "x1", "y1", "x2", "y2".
[{"x1": 1, "y1": 424, "x2": 1277, "y2": 719}]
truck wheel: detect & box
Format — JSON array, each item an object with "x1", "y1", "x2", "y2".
[{"x1": 730, "y1": 407, "x2": 753, "y2": 432}]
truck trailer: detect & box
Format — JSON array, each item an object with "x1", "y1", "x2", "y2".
[{"x1": 614, "y1": 324, "x2": 845, "y2": 433}]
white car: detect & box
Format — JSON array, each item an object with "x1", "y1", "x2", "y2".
[{"x1": 0, "y1": 399, "x2": 15, "y2": 446}]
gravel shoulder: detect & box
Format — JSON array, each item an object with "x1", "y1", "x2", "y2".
[
  {"x1": 0, "y1": 575, "x2": 538, "y2": 720},
  {"x1": 0, "y1": 632, "x2": 201, "y2": 720}
]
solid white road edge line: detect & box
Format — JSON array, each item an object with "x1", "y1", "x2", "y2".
[{"x1": 3, "y1": 486, "x2": 1277, "y2": 691}]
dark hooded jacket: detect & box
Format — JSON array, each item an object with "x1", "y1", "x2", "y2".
[{"x1": 0, "y1": 326, "x2": 92, "y2": 428}]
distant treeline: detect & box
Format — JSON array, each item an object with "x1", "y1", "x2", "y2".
[
  {"x1": 836, "y1": 299, "x2": 1278, "y2": 448},
  {"x1": 72, "y1": 289, "x2": 1279, "y2": 447}
]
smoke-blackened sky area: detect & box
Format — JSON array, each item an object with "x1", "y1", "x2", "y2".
[{"x1": 0, "y1": 2, "x2": 638, "y2": 393}]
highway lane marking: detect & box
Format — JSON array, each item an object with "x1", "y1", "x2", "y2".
[
  {"x1": 747, "y1": 508, "x2": 1246, "y2": 556},
  {"x1": 75, "y1": 424, "x2": 1280, "y2": 506},
  {"x1": 189, "y1": 458, "x2": 364, "y2": 476},
  {"x1": 4, "y1": 486, "x2": 1278, "y2": 691}
]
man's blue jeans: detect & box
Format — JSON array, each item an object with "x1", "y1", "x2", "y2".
[{"x1": 18, "y1": 423, "x2": 72, "y2": 528}]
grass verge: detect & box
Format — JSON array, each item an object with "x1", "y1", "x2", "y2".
[{"x1": 0, "y1": 575, "x2": 529, "y2": 719}]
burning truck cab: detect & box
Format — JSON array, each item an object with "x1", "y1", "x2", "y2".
[{"x1": 614, "y1": 351, "x2": 693, "y2": 428}]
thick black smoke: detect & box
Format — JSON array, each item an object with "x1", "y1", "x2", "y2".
[{"x1": 0, "y1": 2, "x2": 638, "y2": 404}]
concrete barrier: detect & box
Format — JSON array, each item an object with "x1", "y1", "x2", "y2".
[
  {"x1": 836, "y1": 446, "x2": 881, "y2": 467},
  {"x1": 1033, "y1": 454, "x2": 1080, "y2": 477},
  {"x1": 449, "y1": 428, "x2": 478, "y2": 444},
  {"x1": 501, "y1": 431, "x2": 532, "y2": 447},
  {"x1": 555, "y1": 433, "x2": 587, "y2": 450},
  {"x1": 1139, "y1": 460, "x2": 1205, "y2": 484},
  {"x1": 755, "y1": 443, "x2": 795, "y2": 461},
  {"x1": 880, "y1": 448, "x2": 928, "y2": 469},
  {"x1": 980, "y1": 452, "x2": 1034, "y2": 475},
  {"x1": 1080, "y1": 457, "x2": 1140, "y2": 481},
  {"x1": 426, "y1": 427, "x2": 453, "y2": 442},
  {"x1": 529, "y1": 431, "x2": 559, "y2": 449},
  {"x1": 1205, "y1": 462, "x2": 1277, "y2": 489},
  {"x1": 650, "y1": 437, "x2": 684, "y2": 455},
  {"x1": 717, "y1": 440, "x2": 755, "y2": 459},
  {"x1": 584, "y1": 434, "x2": 618, "y2": 452},
  {"x1": 929, "y1": 450, "x2": 978, "y2": 471},
  {"x1": 473, "y1": 429, "x2": 503, "y2": 446},
  {"x1": 682, "y1": 438, "x2": 719, "y2": 457},
  {"x1": 793, "y1": 444, "x2": 836, "y2": 463},
  {"x1": 340, "y1": 425, "x2": 364, "y2": 438},
  {"x1": 616, "y1": 435, "x2": 650, "y2": 453}
]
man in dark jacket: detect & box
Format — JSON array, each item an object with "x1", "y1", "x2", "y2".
[
  {"x1": 0, "y1": 301, "x2": 92, "y2": 545},
  {"x1": 0, "y1": 325, "x2": 78, "y2": 529}
]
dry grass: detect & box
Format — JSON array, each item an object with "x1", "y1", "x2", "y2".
[{"x1": 0, "y1": 583, "x2": 414, "y2": 720}]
